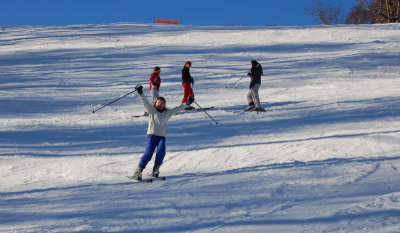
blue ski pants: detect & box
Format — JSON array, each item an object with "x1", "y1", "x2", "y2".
[{"x1": 138, "y1": 135, "x2": 166, "y2": 168}]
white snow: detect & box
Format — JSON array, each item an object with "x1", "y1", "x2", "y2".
[{"x1": 1, "y1": 22, "x2": 400, "y2": 232}]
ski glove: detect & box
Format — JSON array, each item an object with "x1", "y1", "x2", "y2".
[
  {"x1": 186, "y1": 96, "x2": 194, "y2": 105},
  {"x1": 135, "y1": 85, "x2": 143, "y2": 95}
]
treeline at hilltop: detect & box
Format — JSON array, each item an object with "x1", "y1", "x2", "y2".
[{"x1": 305, "y1": 0, "x2": 400, "y2": 25}]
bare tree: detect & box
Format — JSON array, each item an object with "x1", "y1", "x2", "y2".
[
  {"x1": 355, "y1": 0, "x2": 400, "y2": 23},
  {"x1": 304, "y1": 0, "x2": 344, "y2": 25},
  {"x1": 346, "y1": 4, "x2": 374, "y2": 24}
]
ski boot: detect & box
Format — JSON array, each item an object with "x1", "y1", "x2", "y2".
[
  {"x1": 244, "y1": 102, "x2": 255, "y2": 111},
  {"x1": 131, "y1": 166, "x2": 144, "y2": 181},
  {"x1": 151, "y1": 163, "x2": 161, "y2": 178},
  {"x1": 252, "y1": 107, "x2": 265, "y2": 112}
]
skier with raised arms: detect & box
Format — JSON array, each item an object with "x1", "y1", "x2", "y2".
[{"x1": 131, "y1": 85, "x2": 194, "y2": 181}]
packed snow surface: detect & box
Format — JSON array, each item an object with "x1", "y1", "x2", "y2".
[{"x1": 1, "y1": 22, "x2": 400, "y2": 232}]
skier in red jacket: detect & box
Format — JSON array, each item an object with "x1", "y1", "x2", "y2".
[{"x1": 150, "y1": 66, "x2": 161, "y2": 102}]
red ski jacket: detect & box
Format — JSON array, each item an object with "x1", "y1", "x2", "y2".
[{"x1": 149, "y1": 71, "x2": 161, "y2": 91}]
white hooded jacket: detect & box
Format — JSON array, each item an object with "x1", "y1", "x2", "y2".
[{"x1": 139, "y1": 94, "x2": 186, "y2": 137}]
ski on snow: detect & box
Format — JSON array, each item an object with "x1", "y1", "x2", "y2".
[
  {"x1": 133, "y1": 112, "x2": 149, "y2": 118},
  {"x1": 184, "y1": 106, "x2": 214, "y2": 111},
  {"x1": 244, "y1": 108, "x2": 271, "y2": 113},
  {"x1": 225, "y1": 108, "x2": 272, "y2": 114},
  {"x1": 127, "y1": 175, "x2": 166, "y2": 183}
]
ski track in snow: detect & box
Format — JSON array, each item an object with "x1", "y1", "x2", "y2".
[{"x1": 1, "y1": 23, "x2": 400, "y2": 232}]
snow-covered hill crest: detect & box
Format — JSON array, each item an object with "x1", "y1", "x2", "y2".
[{"x1": 1, "y1": 23, "x2": 400, "y2": 232}]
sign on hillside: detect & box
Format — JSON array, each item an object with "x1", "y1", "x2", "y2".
[{"x1": 155, "y1": 18, "x2": 180, "y2": 25}]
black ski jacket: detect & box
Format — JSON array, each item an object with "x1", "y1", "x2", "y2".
[
  {"x1": 182, "y1": 66, "x2": 193, "y2": 84},
  {"x1": 249, "y1": 63, "x2": 263, "y2": 89}
]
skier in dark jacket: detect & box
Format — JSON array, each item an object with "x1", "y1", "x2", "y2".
[
  {"x1": 181, "y1": 61, "x2": 195, "y2": 110},
  {"x1": 245, "y1": 60, "x2": 263, "y2": 111}
]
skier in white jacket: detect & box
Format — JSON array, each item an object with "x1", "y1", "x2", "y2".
[{"x1": 131, "y1": 85, "x2": 194, "y2": 180}]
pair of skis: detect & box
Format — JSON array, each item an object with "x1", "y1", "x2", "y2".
[
  {"x1": 134, "y1": 106, "x2": 269, "y2": 116},
  {"x1": 127, "y1": 175, "x2": 166, "y2": 183}
]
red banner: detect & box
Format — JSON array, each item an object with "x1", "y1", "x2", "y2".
[{"x1": 155, "y1": 18, "x2": 180, "y2": 25}]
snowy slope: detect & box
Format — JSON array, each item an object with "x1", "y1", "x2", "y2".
[{"x1": 1, "y1": 22, "x2": 400, "y2": 232}]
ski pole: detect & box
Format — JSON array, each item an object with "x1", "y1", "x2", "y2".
[
  {"x1": 193, "y1": 101, "x2": 219, "y2": 125},
  {"x1": 225, "y1": 76, "x2": 247, "y2": 89},
  {"x1": 92, "y1": 89, "x2": 137, "y2": 114}
]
